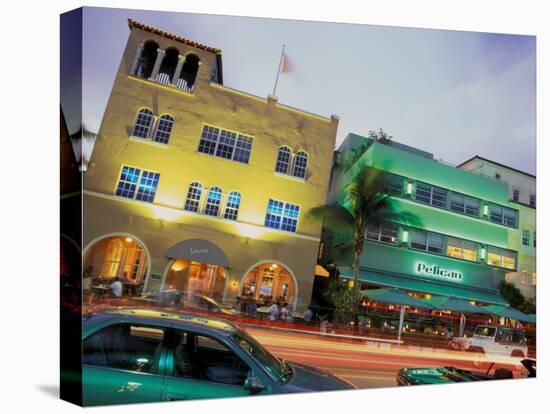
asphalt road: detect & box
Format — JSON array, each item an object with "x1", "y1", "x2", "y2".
[{"x1": 244, "y1": 326, "x2": 528, "y2": 389}]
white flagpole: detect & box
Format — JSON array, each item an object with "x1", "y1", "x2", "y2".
[{"x1": 272, "y1": 44, "x2": 285, "y2": 97}]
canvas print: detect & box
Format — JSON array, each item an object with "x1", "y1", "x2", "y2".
[{"x1": 60, "y1": 7, "x2": 536, "y2": 406}]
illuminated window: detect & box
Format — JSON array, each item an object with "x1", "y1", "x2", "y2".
[
  {"x1": 184, "y1": 182, "x2": 203, "y2": 212},
  {"x1": 411, "y1": 230, "x2": 443, "y2": 254},
  {"x1": 115, "y1": 166, "x2": 159, "y2": 203},
  {"x1": 446, "y1": 237, "x2": 478, "y2": 262},
  {"x1": 198, "y1": 124, "x2": 253, "y2": 164},
  {"x1": 488, "y1": 204, "x2": 517, "y2": 227},
  {"x1": 204, "y1": 187, "x2": 223, "y2": 217},
  {"x1": 522, "y1": 230, "x2": 530, "y2": 246},
  {"x1": 450, "y1": 193, "x2": 480, "y2": 217},
  {"x1": 487, "y1": 247, "x2": 516, "y2": 270},
  {"x1": 292, "y1": 151, "x2": 308, "y2": 179},
  {"x1": 101, "y1": 239, "x2": 124, "y2": 277},
  {"x1": 275, "y1": 147, "x2": 292, "y2": 174},
  {"x1": 223, "y1": 191, "x2": 241, "y2": 221},
  {"x1": 365, "y1": 222, "x2": 398, "y2": 244},
  {"x1": 131, "y1": 108, "x2": 154, "y2": 138},
  {"x1": 415, "y1": 182, "x2": 448, "y2": 208},
  {"x1": 153, "y1": 114, "x2": 174, "y2": 144},
  {"x1": 265, "y1": 199, "x2": 300, "y2": 233}
]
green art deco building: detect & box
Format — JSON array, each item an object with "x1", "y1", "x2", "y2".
[{"x1": 321, "y1": 133, "x2": 521, "y2": 305}]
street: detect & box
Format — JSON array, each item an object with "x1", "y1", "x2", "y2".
[{"x1": 244, "y1": 326, "x2": 528, "y2": 389}]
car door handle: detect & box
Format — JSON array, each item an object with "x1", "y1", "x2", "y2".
[{"x1": 165, "y1": 394, "x2": 188, "y2": 401}]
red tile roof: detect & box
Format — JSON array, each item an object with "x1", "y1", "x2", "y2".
[{"x1": 128, "y1": 18, "x2": 222, "y2": 54}]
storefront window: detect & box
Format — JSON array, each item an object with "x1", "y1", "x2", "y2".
[
  {"x1": 84, "y1": 236, "x2": 148, "y2": 282},
  {"x1": 242, "y1": 263, "x2": 295, "y2": 305}
]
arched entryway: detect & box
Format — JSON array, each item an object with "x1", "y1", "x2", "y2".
[
  {"x1": 83, "y1": 233, "x2": 150, "y2": 283},
  {"x1": 240, "y1": 261, "x2": 298, "y2": 308},
  {"x1": 162, "y1": 239, "x2": 229, "y2": 303}
]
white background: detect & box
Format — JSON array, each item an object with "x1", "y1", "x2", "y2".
[{"x1": 0, "y1": 0, "x2": 547, "y2": 412}]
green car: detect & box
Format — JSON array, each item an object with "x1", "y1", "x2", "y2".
[{"x1": 82, "y1": 308, "x2": 354, "y2": 406}]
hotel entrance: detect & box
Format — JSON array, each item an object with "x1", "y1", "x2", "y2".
[{"x1": 164, "y1": 260, "x2": 226, "y2": 301}]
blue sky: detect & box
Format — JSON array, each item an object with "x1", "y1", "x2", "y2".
[{"x1": 66, "y1": 7, "x2": 536, "y2": 174}]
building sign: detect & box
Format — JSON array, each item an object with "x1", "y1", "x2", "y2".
[{"x1": 415, "y1": 262, "x2": 463, "y2": 281}]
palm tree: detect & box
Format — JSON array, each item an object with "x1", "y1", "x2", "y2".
[{"x1": 308, "y1": 166, "x2": 422, "y2": 290}]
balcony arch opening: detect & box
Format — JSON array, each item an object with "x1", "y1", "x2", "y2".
[
  {"x1": 135, "y1": 40, "x2": 159, "y2": 79},
  {"x1": 178, "y1": 53, "x2": 200, "y2": 91}
]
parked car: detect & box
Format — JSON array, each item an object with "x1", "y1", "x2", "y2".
[
  {"x1": 396, "y1": 359, "x2": 535, "y2": 386},
  {"x1": 449, "y1": 325, "x2": 528, "y2": 358},
  {"x1": 81, "y1": 308, "x2": 355, "y2": 405}
]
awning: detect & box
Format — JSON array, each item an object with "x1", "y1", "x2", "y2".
[
  {"x1": 165, "y1": 239, "x2": 230, "y2": 267},
  {"x1": 315, "y1": 265, "x2": 330, "y2": 277},
  {"x1": 336, "y1": 265, "x2": 508, "y2": 306}
]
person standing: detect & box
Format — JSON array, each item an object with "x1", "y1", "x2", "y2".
[
  {"x1": 303, "y1": 307, "x2": 313, "y2": 325},
  {"x1": 110, "y1": 277, "x2": 123, "y2": 298},
  {"x1": 268, "y1": 301, "x2": 280, "y2": 321}
]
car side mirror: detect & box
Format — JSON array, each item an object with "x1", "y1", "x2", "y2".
[{"x1": 244, "y1": 374, "x2": 265, "y2": 394}]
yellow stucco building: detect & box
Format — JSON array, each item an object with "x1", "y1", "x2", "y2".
[{"x1": 83, "y1": 20, "x2": 339, "y2": 309}]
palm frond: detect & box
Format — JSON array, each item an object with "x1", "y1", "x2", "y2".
[{"x1": 306, "y1": 204, "x2": 355, "y2": 231}]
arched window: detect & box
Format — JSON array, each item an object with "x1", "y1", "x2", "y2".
[
  {"x1": 292, "y1": 151, "x2": 308, "y2": 179},
  {"x1": 178, "y1": 54, "x2": 200, "y2": 92},
  {"x1": 153, "y1": 115, "x2": 174, "y2": 144},
  {"x1": 275, "y1": 147, "x2": 292, "y2": 174},
  {"x1": 136, "y1": 41, "x2": 159, "y2": 79},
  {"x1": 204, "y1": 187, "x2": 223, "y2": 217},
  {"x1": 224, "y1": 191, "x2": 241, "y2": 221},
  {"x1": 131, "y1": 109, "x2": 154, "y2": 138},
  {"x1": 157, "y1": 47, "x2": 179, "y2": 85},
  {"x1": 184, "y1": 182, "x2": 203, "y2": 213}
]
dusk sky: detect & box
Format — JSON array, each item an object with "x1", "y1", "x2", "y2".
[{"x1": 67, "y1": 7, "x2": 536, "y2": 174}]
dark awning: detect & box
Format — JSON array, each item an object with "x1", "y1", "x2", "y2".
[
  {"x1": 336, "y1": 265, "x2": 508, "y2": 306},
  {"x1": 165, "y1": 239, "x2": 230, "y2": 267}
]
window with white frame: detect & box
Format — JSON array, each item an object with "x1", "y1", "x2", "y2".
[
  {"x1": 264, "y1": 199, "x2": 300, "y2": 233},
  {"x1": 411, "y1": 230, "x2": 444, "y2": 254},
  {"x1": 365, "y1": 222, "x2": 398, "y2": 244},
  {"x1": 204, "y1": 187, "x2": 223, "y2": 217},
  {"x1": 184, "y1": 182, "x2": 203, "y2": 212},
  {"x1": 131, "y1": 109, "x2": 154, "y2": 138},
  {"x1": 446, "y1": 237, "x2": 478, "y2": 262},
  {"x1": 522, "y1": 229, "x2": 530, "y2": 246},
  {"x1": 115, "y1": 166, "x2": 159, "y2": 203},
  {"x1": 512, "y1": 189, "x2": 520, "y2": 202},
  {"x1": 385, "y1": 175, "x2": 404, "y2": 196},
  {"x1": 153, "y1": 114, "x2": 174, "y2": 144},
  {"x1": 223, "y1": 191, "x2": 241, "y2": 221},
  {"x1": 489, "y1": 204, "x2": 517, "y2": 227},
  {"x1": 529, "y1": 194, "x2": 536, "y2": 208},
  {"x1": 487, "y1": 246, "x2": 516, "y2": 270},
  {"x1": 198, "y1": 125, "x2": 253, "y2": 164},
  {"x1": 415, "y1": 182, "x2": 448, "y2": 208},
  {"x1": 292, "y1": 151, "x2": 308, "y2": 179},
  {"x1": 275, "y1": 147, "x2": 292, "y2": 174},
  {"x1": 450, "y1": 193, "x2": 480, "y2": 217}
]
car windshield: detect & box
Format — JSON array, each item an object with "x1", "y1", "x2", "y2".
[
  {"x1": 474, "y1": 326, "x2": 496, "y2": 337},
  {"x1": 234, "y1": 331, "x2": 288, "y2": 381}
]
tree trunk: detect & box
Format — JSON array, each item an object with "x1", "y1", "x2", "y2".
[{"x1": 352, "y1": 235, "x2": 363, "y2": 290}]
